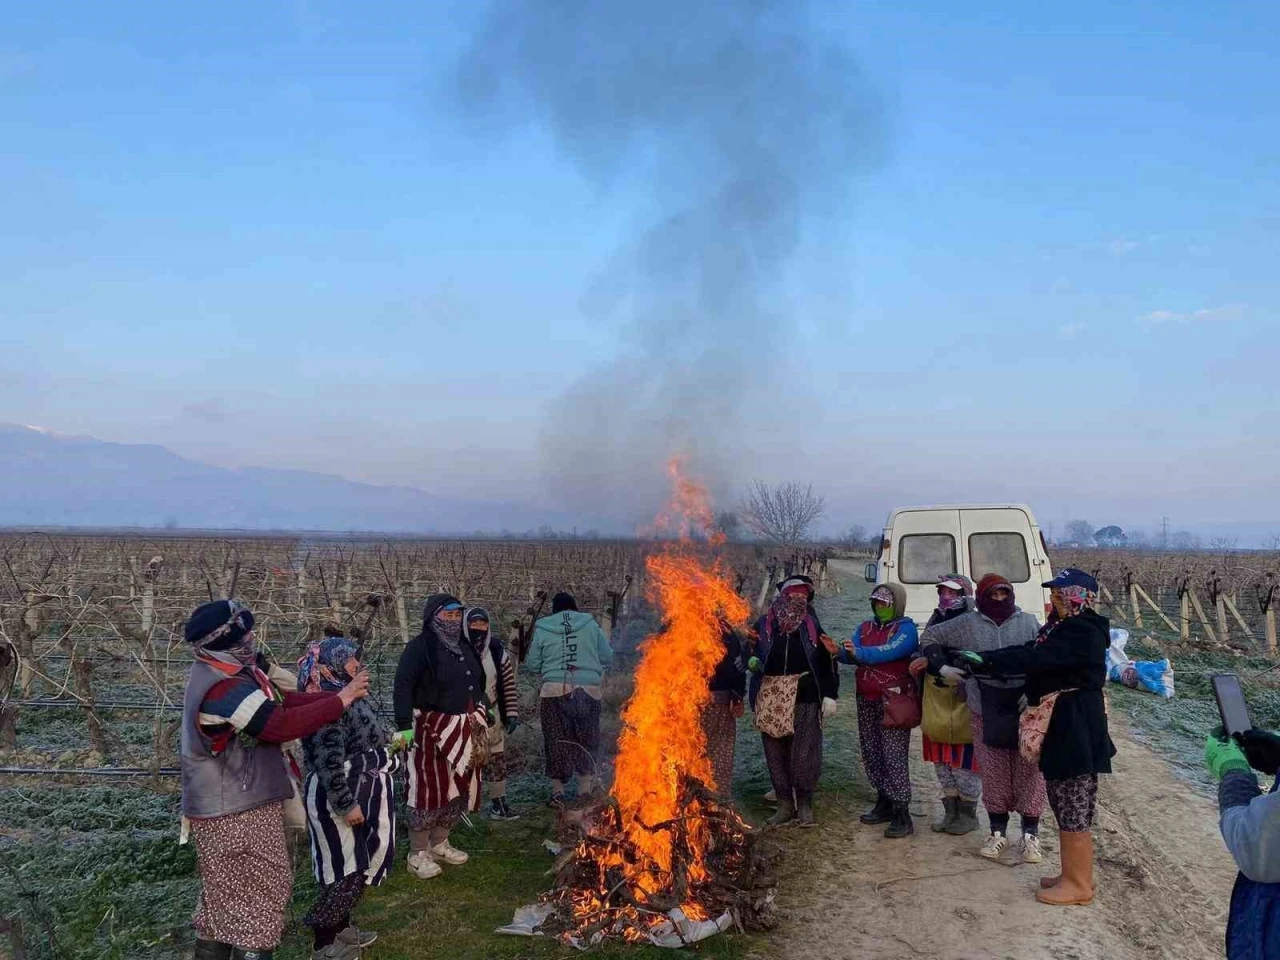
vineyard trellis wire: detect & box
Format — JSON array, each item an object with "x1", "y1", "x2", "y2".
[{"x1": 0, "y1": 532, "x2": 833, "y2": 775}]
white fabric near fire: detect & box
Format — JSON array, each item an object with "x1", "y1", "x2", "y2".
[{"x1": 495, "y1": 904, "x2": 732, "y2": 949}]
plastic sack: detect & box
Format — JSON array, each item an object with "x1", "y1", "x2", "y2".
[
  {"x1": 496, "y1": 904, "x2": 732, "y2": 950},
  {"x1": 1106, "y1": 628, "x2": 1175, "y2": 698}
]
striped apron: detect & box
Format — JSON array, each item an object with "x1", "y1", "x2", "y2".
[{"x1": 304, "y1": 746, "x2": 400, "y2": 886}]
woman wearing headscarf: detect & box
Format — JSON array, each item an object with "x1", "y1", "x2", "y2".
[
  {"x1": 912, "y1": 575, "x2": 982, "y2": 834},
  {"x1": 922, "y1": 574, "x2": 1046, "y2": 862},
  {"x1": 180, "y1": 600, "x2": 369, "y2": 960},
  {"x1": 836, "y1": 583, "x2": 919, "y2": 839},
  {"x1": 296, "y1": 635, "x2": 396, "y2": 959},
  {"x1": 749, "y1": 576, "x2": 838, "y2": 828},
  {"x1": 966, "y1": 569, "x2": 1115, "y2": 906},
  {"x1": 526, "y1": 591, "x2": 613, "y2": 806},
  {"x1": 393, "y1": 594, "x2": 490, "y2": 880},
  {"x1": 463, "y1": 606, "x2": 522, "y2": 822}
]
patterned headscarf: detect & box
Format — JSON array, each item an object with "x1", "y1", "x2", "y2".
[
  {"x1": 433, "y1": 603, "x2": 465, "y2": 655},
  {"x1": 936, "y1": 574, "x2": 973, "y2": 612},
  {"x1": 297, "y1": 635, "x2": 360, "y2": 692},
  {"x1": 1051, "y1": 585, "x2": 1096, "y2": 618},
  {"x1": 185, "y1": 599, "x2": 258, "y2": 666},
  {"x1": 771, "y1": 588, "x2": 810, "y2": 636}
]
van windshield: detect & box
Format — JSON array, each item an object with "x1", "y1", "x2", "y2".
[
  {"x1": 899, "y1": 534, "x2": 957, "y2": 584},
  {"x1": 969, "y1": 532, "x2": 1031, "y2": 583}
]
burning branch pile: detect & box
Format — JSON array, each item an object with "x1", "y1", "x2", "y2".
[
  {"x1": 539, "y1": 778, "x2": 781, "y2": 947},
  {"x1": 516, "y1": 465, "x2": 782, "y2": 948}
]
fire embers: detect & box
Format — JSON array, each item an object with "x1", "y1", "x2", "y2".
[{"x1": 540, "y1": 778, "x2": 781, "y2": 946}]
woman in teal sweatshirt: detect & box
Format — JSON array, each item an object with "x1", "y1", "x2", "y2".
[{"x1": 526, "y1": 592, "x2": 614, "y2": 805}]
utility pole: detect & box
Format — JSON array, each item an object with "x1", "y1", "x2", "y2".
[{"x1": 1160, "y1": 517, "x2": 1170, "y2": 550}]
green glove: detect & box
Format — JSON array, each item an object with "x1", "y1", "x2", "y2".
[
  {"x1": 747, "y1": 656, "x2": 762, "y2": 673},
  {"x1": 393, "y1": 729, "x2": 414, "y2": 751},
  {"x1": 1204, "y1": 732, "x2": 1250, "y2": 780},
  {"x1": 956, "y1": 650, "x2": 984, "y2": 666}
]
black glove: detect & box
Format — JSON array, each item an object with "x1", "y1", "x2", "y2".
[{"x1": 1237, "y1": 729, "x2": 1280, "y2": 776}]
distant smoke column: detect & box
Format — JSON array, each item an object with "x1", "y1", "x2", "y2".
[{"x1": 454, "y1": 0, "x2": 883, "y2": 520}]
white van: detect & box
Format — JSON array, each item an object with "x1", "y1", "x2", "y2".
[{"x1": 864, "y1": 504, "x2": 1054, "y2": 625}]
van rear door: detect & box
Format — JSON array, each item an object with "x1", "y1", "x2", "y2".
[
  {"x1": 888, "y1": 508, "x2": 962, "y2": 623},
  {"x1": 959, "y1": 507, "x2": 1045, "y2": 618}
]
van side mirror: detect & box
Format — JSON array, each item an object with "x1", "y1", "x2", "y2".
[{"x1": 864, "y1": 563, "x2": 878, "y2": 584}]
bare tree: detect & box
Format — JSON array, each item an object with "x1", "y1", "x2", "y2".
[
  {"x1": 1064, "y1": 519, "x2": 1095, "y2": 547},
  {"x1": 844, "y1": 524, "x2": 868, "y2": 549},
  {"x1": 740, "y1": 481, "x2": 826, "y2": 546},
  {"x1": 1172, "y1": 530, "x2": 1203, "y2": 551}
]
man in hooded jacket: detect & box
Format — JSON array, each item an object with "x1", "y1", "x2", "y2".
[{"x1": 525, "y1": 592, "x2": 613, "y2": 805}]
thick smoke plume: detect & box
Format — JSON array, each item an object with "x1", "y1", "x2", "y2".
[{"x1": 455, "y1": 1, "x2": 883, "y2": 524}]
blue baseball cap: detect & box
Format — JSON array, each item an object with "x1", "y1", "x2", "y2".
[{"x1": 1042, "y1": 568, "x2": 1099, "y2": 592}]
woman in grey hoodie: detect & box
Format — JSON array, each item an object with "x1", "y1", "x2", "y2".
[{"x1": 921, "y1": 574, "x2": 1046, "y2": 863}]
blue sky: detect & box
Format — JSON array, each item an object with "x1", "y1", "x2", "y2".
[{"x1": 1, "y1": 1, "x2": 1277, "y2": 540}]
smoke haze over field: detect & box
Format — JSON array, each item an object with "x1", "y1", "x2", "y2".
[{"x1": 454, "y1": 0, "x2": 884, "y2": 520}]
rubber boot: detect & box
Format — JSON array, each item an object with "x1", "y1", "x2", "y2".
[
  {"x1": 932, "y1": 796, "x2": 958, "y2": 833},
  {"x1": 795, "y1": 790, "x2": 816, "y2": 828},
  {"x1": 194, "y1": 941, "x2": 233, "y2": 960},
  {"x1": 1036, "y1": 831, "x2": 1094, "y2": 906},
  {"x1": 946, "y1": 799, "x2": 981, "y2": 836},
  {"x1": 859, "y1": 792, "x2": 894, "y2": 825},
  {"x1": 884, "y1": 802, "x2": 914, "y2": 839},
  {"x1": 766, "y1": 799, "x2": 796, "y2": 827}
]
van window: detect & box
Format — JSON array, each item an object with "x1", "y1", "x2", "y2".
[
  {"x1": 899, "y1": 534, "x2": 957, "y2": 584},
  {"x1": 969, "y1": 533, "x2": 1031, "y2": 583}
]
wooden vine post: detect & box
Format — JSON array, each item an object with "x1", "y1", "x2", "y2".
[
  {"x1": 1208, "y1": 572, "x2": 1229, "y2": 644},
  {"x1": 1259, "y1": 574, "x2": 1277, "y2": 657},
  {"x1": 1126, "y1": 569, "x2": 1143, "y2": 629},
  {"x1": 1178, "y1": 576, "x2": 1191, "y2": 643}
]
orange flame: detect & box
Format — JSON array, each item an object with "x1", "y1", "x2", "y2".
[{"x1": 608, "y1": 459, "x2": 750, "y2": 898}]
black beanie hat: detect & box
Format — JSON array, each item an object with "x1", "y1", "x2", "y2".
[
  {"x1": 185, "y1": 599, "x2": 255, "y2": 650},
  {"x1": 551, "y1": 592, "x2": 578, "y2": 613}
]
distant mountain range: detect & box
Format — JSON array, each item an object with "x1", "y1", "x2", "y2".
[{"x1": 0, "y1": 424, "x2": 604, "y2": 534}]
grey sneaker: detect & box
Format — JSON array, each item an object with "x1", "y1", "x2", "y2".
[
  {"x1": 336, "y1": 924, "x2": 377, "y2": 948},
  {"x1": 311, "y1": 944, "x2": 359, "y2": 960}
]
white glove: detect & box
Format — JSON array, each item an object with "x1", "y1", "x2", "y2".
[
  {"x1": 939, "y1": 665, "x2": 967, "y2": 682},
  {"x1": 821, "y1": 697, "x2": 839, "y2": 718}
]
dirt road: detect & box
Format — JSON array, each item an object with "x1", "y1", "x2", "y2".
[{"x1": 766, "y1": 561, "x2": 1238, "y2": 960}]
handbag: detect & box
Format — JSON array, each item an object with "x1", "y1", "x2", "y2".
[
  {"x1": 865, "y1": 666, "x2": 920, "y2": 730},
  {"x1": 881, "y1": 677, "x2": 922, "y2": 730},
  {"x1": 1018, "y1": 689, "x2": 1076, "y2": 763},
  {"x1": 755, "y1": 674, "x2": 801, "y2": 738},
  {"x1": 922, "y1": 678, "x2": 972, "y2": 744}
]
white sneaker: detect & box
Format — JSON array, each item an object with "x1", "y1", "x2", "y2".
[
  {"x1": 1021, "y1": 833, "x2": 1043, "y2": 864},
  {"x1": 431, "y1": 840, "x2": 469, "y2": 865},
  {"x1": 407, "y1": 851, "x2": 442, "y2": 879},
  {"x1": 979, "y1": 831, "x2": 1007, "y2": 860}
]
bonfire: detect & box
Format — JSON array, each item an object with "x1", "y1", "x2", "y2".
[{"x1": 521, "y1": 464, "x2": 782, "y2": 948}]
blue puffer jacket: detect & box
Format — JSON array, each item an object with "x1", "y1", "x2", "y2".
[{"x1": 1219, "y1": 769, "x2": 1280, "y2": 958}]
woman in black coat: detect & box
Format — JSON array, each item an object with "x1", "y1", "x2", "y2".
[
  {"x1": 393, "y1": 594, "x2": 490, "y2": 880},
  {"x1": 967, "y1": 569, "x2": 1116, "y2": 907}
]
